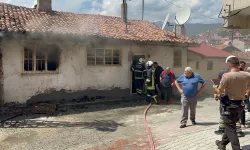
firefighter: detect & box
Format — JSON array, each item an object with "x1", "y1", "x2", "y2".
[
  {"x1": 145, "y1": 61, "x2": 158, "y2": 104},
  {"x1": 131, "y1": 58, "x2": 146, "y2": 96}
]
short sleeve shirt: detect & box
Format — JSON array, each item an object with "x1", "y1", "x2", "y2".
[
  {"x1": 219, "y1": 71, "x2": 250, "y2": 100},
  {"x1": 176, "y1": 73, "x2": 205, "y2": 98}
]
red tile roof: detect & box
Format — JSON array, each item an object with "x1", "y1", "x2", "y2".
[
  {"x1": 0, "y1": 3, "x2": 194, "y2": 44},
  {"x1": 188, "y1": 44, "x2": 231, "y2": 58}
]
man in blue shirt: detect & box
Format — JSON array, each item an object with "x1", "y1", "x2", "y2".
[{"x1": 175, "y1": 67, "x2": 207, "y2": 128}]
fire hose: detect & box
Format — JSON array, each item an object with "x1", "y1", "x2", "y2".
[{"x1": 144, "y1": 103, "x2": 155, "y2": 150}]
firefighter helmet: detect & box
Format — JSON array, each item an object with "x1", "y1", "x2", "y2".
[
  {"x1": 146, "y1": 61, "x2": 153, "y2": 67},
  {"x1": 139, "y1": 58, "x2": 145, "y2": 63}
]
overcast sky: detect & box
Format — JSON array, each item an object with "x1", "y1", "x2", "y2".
[{"x1": 0, "y1": 0, "x2": 223, "y2": 24}]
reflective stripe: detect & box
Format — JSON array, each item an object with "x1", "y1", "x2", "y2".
[
  {"x1": 147, "y1": 94, "x2": 151, "y2": 97},
  {"x1": 135, "y1": 77, "x2": 144, "y2": 79},
  {"x1": 146, "y1": 79, "x2": 151, "y2": 83},
  {"x1": 134, "y1": 70, "x2": 143, "y2": 72}
]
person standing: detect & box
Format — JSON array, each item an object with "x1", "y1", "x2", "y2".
[
  {"x1": 145, "y1": 61, "x2": 158, "y2": 104},
  {"x1": 153, "y1": 62, "x2": 164, "y2": 96},
  {"x1": 214, "y1": 56, "x2": 245, "y2": 137},
  {"x1": 246, "y1": 67, "x2": 250, "y2": 113},
  {"x1": 239, "y1": 60, "x2": 247, "y2": 129},
  {"x1": 213, "y1": 56, "x2": 250, "y2": 150},
  {"x1": 160, "y1": 67, "x2": 175, "y2": 105},
  {"x1": 131, "y1": 58, "x2": 146, "y2": 96},
  {"x1": 175, "y1": 67, "x2": 206, "y2": 128}
]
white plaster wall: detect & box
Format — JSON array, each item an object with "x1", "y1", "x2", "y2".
[
  {"x1": 2, "y1": 40, "x2": 131, "y2": 103},
  {"x1": 1, "y1": 39, "x2": 191, "y2": 103},
  {"x1": 223, "y1": 0, "x2": 250, "y2": 11},
  {"x1": 187, "y1": 53, "x2": 227, "y2": 94},
  {"x1": 233, "y1": 39, "x2": 246, "y2": 51}
]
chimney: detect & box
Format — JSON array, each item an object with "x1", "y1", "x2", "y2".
[
  {"x1": 175, "y1": 25, "x2": 186, "y2": 37},
  {"x1": 37, "y1": 0, "x2": 52, "y2": 13},
  {"x1": 121, "y1": 2, "x2": 127, "y2": 23}
]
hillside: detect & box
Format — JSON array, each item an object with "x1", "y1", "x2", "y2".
[{"x1": 153, "y1": 21, "x2": 222, "y2": 37}]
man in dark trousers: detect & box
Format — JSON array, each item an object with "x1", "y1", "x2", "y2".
[
  {"x1": 131, "y1": 58, "x2": 146, "y2": 96},
  {"x1": 153, "y1": 62, "x2": 164, "y2": 99},
  {"x1": 214, "y1": 56, "x2": 250, "y2": 150},
  {"x1": 160, "y1": 67, "x2": 175, "y2": 104},
  {"x1": 145, "y1": 61, "x2": 158, "y2": 104},
  {"x1": 214, "y1": 56, "x2": 245, "y2": 137}
]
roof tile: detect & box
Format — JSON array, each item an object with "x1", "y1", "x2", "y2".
[
  {"x1": 0, "y1": 2, "x2": 194, "y2": 43},
  {"x1": 188, "y1": 44, "x2": 231, "y2": 58}
]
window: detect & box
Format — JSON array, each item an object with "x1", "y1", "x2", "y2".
[
  {"x1": 173, "y1": 50, "x2": 182, "y2": 68},
  {"x1": 196, "y1": 61, "x2": 199, "y2": 70},
  {"x1": 87, "y1": 49, "x2": 121, "y2": 65},
  {"x1": 207, "y1": 61, "x2": 213, "y2": 70},
  {"x1": 23, "y1": 45, "x2": 60, "y2": 73}
]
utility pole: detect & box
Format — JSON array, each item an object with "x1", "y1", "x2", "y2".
[
  {"x1": 122, "y1": 0, "x2": 128, "y2": 33},
  {"x1": 142, "y1": 0, "x2": 144, "y2": 20}
]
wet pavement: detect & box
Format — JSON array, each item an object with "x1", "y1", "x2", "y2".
[{"x1": 0, "y1": 97, "x2": 250, "y2": 150}]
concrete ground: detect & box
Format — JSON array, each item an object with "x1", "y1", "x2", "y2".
[{"x1": 0, "y1": 97, "x2": 250, "y2": 150}]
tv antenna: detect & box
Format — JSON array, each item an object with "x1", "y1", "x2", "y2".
[
  {"x1": 162, "y1": 14, "x2": 170, "y2": 30},
  {"x1": 174, "y1": 7, "x2": 191, "y2": 37}
]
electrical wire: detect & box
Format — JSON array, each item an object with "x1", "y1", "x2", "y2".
[{"x1": 165, "y1": 0, "x2": 221, "y2": 21}]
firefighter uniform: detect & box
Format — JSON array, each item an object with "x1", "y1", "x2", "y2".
[
  {"x1": 131, "y1": 62, "x2": 146, "y2": 96},
  {"x1": 145, "y1": 63, "x2": 158, "y2": 103}
]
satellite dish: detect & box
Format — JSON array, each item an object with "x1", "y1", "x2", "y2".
[
  {"x1": 162, "y1": 14, "x2": 170, "y2": 30},
  {"x1": 175, "y1": 7, "x2": 191, "y2": 25}
]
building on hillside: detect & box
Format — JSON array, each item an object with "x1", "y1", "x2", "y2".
[
  {"x1": 232, "y1": 39, "x2": 246, "y2": 51},
  {"x1": 0, "y1": 1, "x2": 197, "y2": 104},
  {"x1": 187, "y1": 44, "x2": 249, "y2": 94},
  {"x1": 213, "y1": 44, "x2": 241, "y2": 53},
  {"x1": 222, "y1": 0, "x2": 250, "y2": 29}
]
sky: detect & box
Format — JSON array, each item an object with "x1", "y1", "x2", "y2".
[{"x1": 0, "y1": 0, "x2": 223, "y2": 24}]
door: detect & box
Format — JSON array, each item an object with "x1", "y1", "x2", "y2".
[{"x1": 131, "y1": 55, "x2": 146, "y2": 94}]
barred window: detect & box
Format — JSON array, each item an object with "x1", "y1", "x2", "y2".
[
  {"x1": 173, "y1": 50, "x2": 182, "y2": 68},
  {"x1": 87, "y1": 49, "x2": 121, "y2": 66},
  {"x1": 23, "y1": 45, "x2": 60, "y2": 73}
]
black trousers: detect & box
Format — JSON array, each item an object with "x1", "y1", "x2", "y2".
[
  {"x1": 221, "y1": 102, "x2": 242, "y2": 150},
  {"x1": 161, "y1": 87, "x2": 172, "y2": 102},
  {"x1": 241, "y1": 108, "x2": 245, "y2": 125}
]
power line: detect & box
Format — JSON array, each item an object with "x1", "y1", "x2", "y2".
[{"x1": 165, "y1": 0, "x2": 221, "y2": 21}]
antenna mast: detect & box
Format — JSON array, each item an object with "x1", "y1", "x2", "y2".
[{"x1": 142, "y1": 0, "x2": 144, "y2": 20}]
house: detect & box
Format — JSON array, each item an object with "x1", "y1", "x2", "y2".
[
  {"x1": 187, "y1": 44, "x2": 249, "y2": 93},
  {"x1": 232, "y1": 39, "x2": 246, "y2": 51},
  {"x1": 222, "y1": 0, "x2": 250, "y2": 29},
  {"x1": 0, "y1": 1, "x2": 197, "y2": 104},
  {"x1": 213, "y1": 44, "x2": 241, "y2": 53}
]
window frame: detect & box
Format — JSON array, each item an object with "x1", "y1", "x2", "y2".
[
  {"x1": 207, "y1": 61, "x2": 213, "y2": 71},
  {"x1": 22, "y1": 47, "x2": 59, "y2": 74},
  {"x1": 173, "y1": 49, "x2": 182, "y2": 68},
  {"x1": 87, "y1": 48, "x2": 122, "y2": 66},
  {"x1": 196, "y1": 61, "x2": 199, "y2": 70}
]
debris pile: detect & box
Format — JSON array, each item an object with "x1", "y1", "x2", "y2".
[{"x1": 32, "y1": 103, "x2": 56, "y2": 115}]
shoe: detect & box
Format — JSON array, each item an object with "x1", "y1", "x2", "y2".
[
  {"x1": 167, "y1": 101, "x2": 171, "y2": 105},
  {"x1": 180, "y1": 124, "x2": 186, "y2": 128},
  {"x1": 192, "y1": 121, "x2": 196, "y2": 125},
  {"x1": 241, "y1": 124, "x2": 246, "y2": 129},
  {"x1": 237, "y1": 132, "x2": 245, "y2": 137},
  {"x1": 214, "y1": 130, "x2": 224, "y2": 135},
  {"x1": 159, "y1": 99, "x2": 164, "y2": 103},
  {"x1": 215, "y1": 140, "x2": 226, "y2": 150}
]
